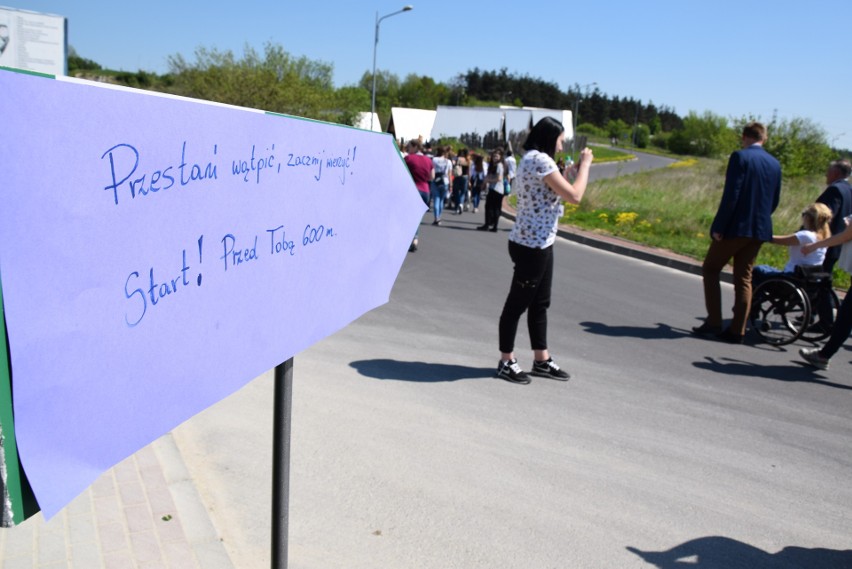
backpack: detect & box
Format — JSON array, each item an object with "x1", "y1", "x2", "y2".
[{"x1": 434, "y1": 160, "x2": 447, "y2": 184}]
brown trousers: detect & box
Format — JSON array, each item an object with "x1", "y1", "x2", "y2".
[{"x1": 701, "y1": 237, "x2": 763, "y2": 336}]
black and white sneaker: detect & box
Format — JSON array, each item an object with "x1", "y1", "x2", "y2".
[
  {"x1": 799, "y1": 347, "x2": 830, "y2": 370},
  {"x1": 530, "y1": 358, "x2": 570, "y2": 381},
  {"x1": 496, "y1": 359, "x2": 530, "y2": 384}
]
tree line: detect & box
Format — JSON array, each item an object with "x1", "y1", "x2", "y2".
[{"x1": 69, "y1": 43, "x2": 847, "y2": 177}]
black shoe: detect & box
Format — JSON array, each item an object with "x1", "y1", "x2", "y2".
[
  {"x1": 408, "y1": 241, "x2": 418, "y2": 252},
  {"x1": 496, "y1": 359, "x2": 530, "y2": 384},
  {"x1": 530, "y1": 358, "x2": 570, "y2": 381},
  {"x1": 715, "y1": 328, "x2": 744, "y2": 344},
  {"x1": 432, "y1": 219, "x2": 442, "y2": 226},
  {"x1": 692, "y1": 322, "x2": 721, "y2": 336},
  {"x1": 489, "y1": 227, "x2": 498, "y2": 232},
  {"x1": 476, "y1": 225, "x2": 489, "y2": 231}
]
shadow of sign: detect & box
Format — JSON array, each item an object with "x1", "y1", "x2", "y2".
[{"x1": 350, "y1": 359, "x2": 494, "y2": 382}]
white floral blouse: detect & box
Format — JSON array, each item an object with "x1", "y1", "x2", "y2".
[{"x1": 508, "y1": 150, "x2": 564, "y2": 249}]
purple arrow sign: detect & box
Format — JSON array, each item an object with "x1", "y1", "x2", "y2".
[{"x1": 0, "y1": 69, "x2": 426, "y2": 519}]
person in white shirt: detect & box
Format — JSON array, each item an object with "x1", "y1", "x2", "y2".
[
  {"x1": 495, "y1": 117, "x2": 594, "y2": 384},
  {"x1": 430, "y1": 145, "x2": 452, "y2": 225},
  {"x1": 504, "y1": 149, "x2": 517, "y2": 195},
  {"x1": 751, "y1": 202, "x2": 832, "y2": 287}
]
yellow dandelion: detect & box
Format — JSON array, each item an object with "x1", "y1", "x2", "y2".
[{"x1": 615, "y1": 212, "x2": 639, "y2": 225}]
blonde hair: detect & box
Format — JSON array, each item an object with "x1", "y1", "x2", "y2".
[{"x1": 802, "y1": 203, "x2": 832, "y2": 240}]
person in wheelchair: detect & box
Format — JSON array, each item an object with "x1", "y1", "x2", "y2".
[{"x1": 751, "y1": 203, "x2": 832, "y2": 288}]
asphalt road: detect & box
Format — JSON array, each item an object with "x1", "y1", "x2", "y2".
[
  {"x1": 173, "y1": 203, "x2": 852, "y2": 568},
  {"x1": 588, "y1": 147, "x2": 679, "y2": 181}
]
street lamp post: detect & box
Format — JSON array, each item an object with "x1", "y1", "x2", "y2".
[
  {"x1": 371, "y1": 5, "x2": 413, "y2": 131},
  {"x1": 572, "y1": 81, "x2": 597, "y2": 161}
]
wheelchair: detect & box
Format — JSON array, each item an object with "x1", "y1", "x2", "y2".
[{"x1": 749, "y1": 264, "x2": 840, "y2": 346}]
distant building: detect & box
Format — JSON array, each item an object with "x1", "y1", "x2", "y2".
[
  {"x1": 382, "y1": 105, "x2": 573, "y2": 150},
  {"x1": 386, "y1": 107, "x2": 437, "y2": 144}
]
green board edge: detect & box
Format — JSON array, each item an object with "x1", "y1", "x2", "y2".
[{"x1": 0, "y1": 276, "x2": 39, "y2": 526}]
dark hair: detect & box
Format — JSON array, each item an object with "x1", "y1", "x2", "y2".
[
  {"x1": 487, "y1": 149, "x2": 504, "y2": 176},
  {"x1": 472, "y1": 153, "x2": 484, "y2": 169},
  {"x1": 742, "y1": 121, "x2": 767, "y2": 142},
  {"x1": 830, "y1": 158, "x2": 852, "y2": 179},
  {"x1": 523, "y1": 116, "x2": 565, "y2": 158}
]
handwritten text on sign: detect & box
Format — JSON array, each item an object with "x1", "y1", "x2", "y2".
[
  {"x1": 102, "y1": 142, "x2": 358, "y2": 205},
  {"x1": 102, "y1": 139, "x2": 354, "y2": 327},
  {"x1": 123, "y1": 221, "x2": 335, "y2": 327}
]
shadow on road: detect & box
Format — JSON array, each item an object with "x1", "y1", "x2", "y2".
[
  {"x1": 693, "y1": 357, "x2": 852, "y2": 390},
  {"x1": 579, "y1": 321, "x2": 688, "y2": 340},
  {"x1": 350, "y1": 359, "x2": 494, "y2": 382},
  {"x1": 627, "y1": 536, "x2": 852, "y2": 568}
]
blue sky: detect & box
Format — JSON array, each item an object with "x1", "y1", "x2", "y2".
[{"x1": 5, "y1": 0, "x2": 851, "y2": 150}]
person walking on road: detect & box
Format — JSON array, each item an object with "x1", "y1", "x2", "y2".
[
  {"x1": 799, "y1": 216, "x2": 852, "y2": 370},
  {"x1": 431, "y1": 145, "x2": 451, "y2": 226},
  {"x1": 496, "y1": 116, "x2": 594, "y2": 384},
  {"x1": 692, "y1": 121, "x2": 782, "y2": 344},
  {"x1": 477, "y1": 149, "x2": 506, "y2": 232},
  {"x1": 452, "y1": 147, "x2": 470, "y2": 214},
  {"x1": 815, "y1": 159, "x2": 852, "y2": 273},
  {"x1": 469, "y1": 153, "x2": 485, "y2": 213},
  {"x1": 404, "y1": 139, "x2": 434, "y2": 252}
]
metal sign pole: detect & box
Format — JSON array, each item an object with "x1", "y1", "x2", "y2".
[{"x1": 271, "y1": 358, "x2": 293, "y2": 569}]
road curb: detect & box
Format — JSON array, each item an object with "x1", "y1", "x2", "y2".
[{"x1": 500, "y1": 208, "x2": 735, "y2": 285}]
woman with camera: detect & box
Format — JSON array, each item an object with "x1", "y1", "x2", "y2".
[{"x1": 495, "y1": 117, "x2": 593, "y2": 384}]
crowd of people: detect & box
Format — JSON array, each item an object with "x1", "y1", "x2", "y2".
[
  {"x1": 401, "y1": 139, "x2": 517, "y2": 246},
  {"x1": 403, "y1": 119, "x2": 852, "y2": 382}
]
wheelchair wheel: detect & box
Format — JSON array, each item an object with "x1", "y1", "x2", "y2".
[
  {"x1": 800, "y1": 286, "x2": 840, "y2": 342},
  {"x1": 750, "y1": 278, "x2": 810, "y2": 346}
]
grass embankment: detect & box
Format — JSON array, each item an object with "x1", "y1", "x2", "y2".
[{"x1": 560, "y1": 156, "x2": 850, "y2": 289}]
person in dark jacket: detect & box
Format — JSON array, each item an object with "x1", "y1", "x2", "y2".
[
  {"x1": 692, "y1": 121, "x2": 782, "y2": 344},
  {"x1": 816, "y1": 159, "x2": 852, "y2": 272}
]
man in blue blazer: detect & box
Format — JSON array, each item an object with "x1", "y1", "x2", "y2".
[
  {"x1": 693, "y1": 121, "x2": 782, "y2": 343},
  {"x1": 816, "y1": 159, "x2": 852, "y2": 272}
]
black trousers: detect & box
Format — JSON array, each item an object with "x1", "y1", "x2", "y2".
[
  {"x1": 499, "y1": 241, "x2": 554, "y2": 353},
  {"x1": 484, "y1": 189, "x2": 503, "y2": 228}
]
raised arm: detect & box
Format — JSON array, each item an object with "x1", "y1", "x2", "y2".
[{"x1": 543, "y1": 147, "x2": 594, "y2": 205}]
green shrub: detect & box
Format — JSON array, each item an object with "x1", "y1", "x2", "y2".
[
  {"x1": 632, "y1": 124, "x2": 650, "y2": 148},
  {"x1": 577, "y1": 123, "x2": 605, "y2": 137},
  {"x1": 651, "y1": 132, "x2": 670, "y2": 150}
]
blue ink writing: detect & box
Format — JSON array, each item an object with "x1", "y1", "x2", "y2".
[
  {"x1": 231, "y1": 144, "x2": 275, "y2": 184},
  {"x1": 302, "y1": 224, "x2": 335, "y2": 246},
  {"x1": 221, "y1": 234, "x2": 259, "y2": 270},
  {"x1": 326, "y1": 146, "x2": 356, "y2": 185},
  {"x1": 103, "y1": 142, "x2": 217, "y2": 205},
  {"x1": 287, "y1": 152, "x2": 323, "y2": 181},
  {"x1": 197, "y1": 235, "x2": 204, "y2": 286},
  {"x1": 124, "y1": 249, "x2": 192, "y2": 327},
  {"x1": 267, "y1": 225, "x2": 296, "y2": 257}
]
